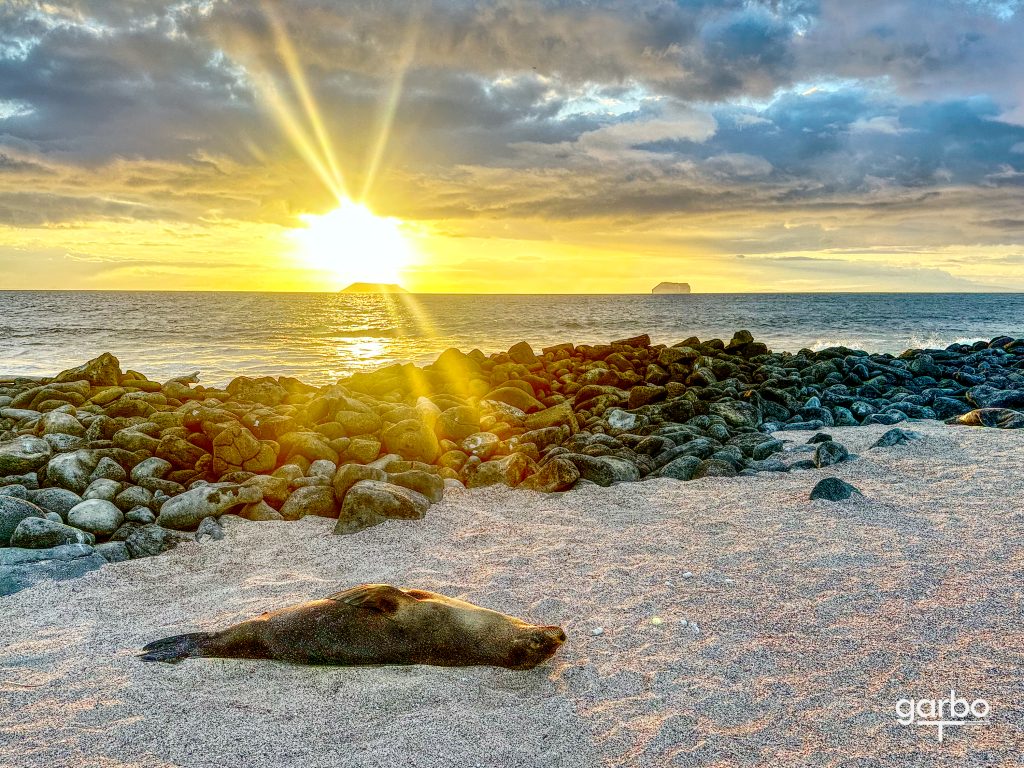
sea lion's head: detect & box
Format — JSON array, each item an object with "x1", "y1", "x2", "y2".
[{"x1": 502, "y1": 624, "x2": 567, "y2": 670}]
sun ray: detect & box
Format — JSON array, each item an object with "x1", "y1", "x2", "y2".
[
  {"x1": 361, "y1": 12, "x2": 421, "y2": 201},
  {"x1": 263, "y1": 0, "x2": 348, "y2": 199}
]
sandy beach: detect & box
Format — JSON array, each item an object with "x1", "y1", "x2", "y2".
[{"x1": 2, "y1": 420, "x2": 1022, "y2": 767}]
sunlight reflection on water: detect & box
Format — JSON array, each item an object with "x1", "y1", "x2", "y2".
[{"x1": 1, "y1": 291, "x2": 1021, "y2": 386}]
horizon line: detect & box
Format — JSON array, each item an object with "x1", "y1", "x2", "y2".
[{"x1": 1, "y1": 289, "x2": 1023, "y2": 296}]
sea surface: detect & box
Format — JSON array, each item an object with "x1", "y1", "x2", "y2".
[{"x1": 1, "y1": 291, "x2": 1022, "y2": 386}]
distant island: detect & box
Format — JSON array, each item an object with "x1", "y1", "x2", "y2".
[
  {"x1": 652, "y1": 282, "x2": 691, "y2": 294},
  {"x1": 340, "y1": 282, "x2": 409, "y2": 294}
]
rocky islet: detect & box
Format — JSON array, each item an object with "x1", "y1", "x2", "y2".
[{"x1": 2, "y1": 332, "x2": 1023, "y2": 593}]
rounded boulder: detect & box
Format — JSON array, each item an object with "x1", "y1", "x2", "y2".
[{"x1": 68, "y1": 499, "x2": 125, "y2": 536}]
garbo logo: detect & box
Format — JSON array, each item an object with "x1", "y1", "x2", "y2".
[{"x1": 895, "y1": 689, "x2": 991, "y2": 742}]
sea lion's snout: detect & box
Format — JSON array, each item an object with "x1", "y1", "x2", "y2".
[
  {"x1": 542, "y1": 626, "x2": 567, "y2": 646},
  {"x1": 505, "y1": 625, "x2": 567, "y2": 669}
]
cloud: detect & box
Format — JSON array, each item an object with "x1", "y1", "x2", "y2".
[{"x1": 1, "y1": 0, "x2": 1023, "y2": 289}]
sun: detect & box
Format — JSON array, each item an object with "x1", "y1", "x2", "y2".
[{"x1": 290, "y1": 200, "x2": 413, "y2": 284}]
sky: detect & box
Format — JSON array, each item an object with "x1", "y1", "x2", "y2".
[{"x1": 1, "y1": 0, "x2": 1024, "y2": 293}]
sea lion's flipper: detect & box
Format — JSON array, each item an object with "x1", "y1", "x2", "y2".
[
  {"x1": 139, "y1": 632, "x2": 215, "y2": 663},
  {"x1": 328, "y1": 584, "x2": 417, "y2": 615}
]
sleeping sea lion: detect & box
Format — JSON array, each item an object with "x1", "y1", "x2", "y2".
[{"x1": 140, "y1": 583, "x2": 566, "y2": 670}]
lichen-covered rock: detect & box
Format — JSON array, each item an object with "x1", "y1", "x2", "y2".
[
  {"x1": 239, "y1": 500, "x2": 285, "y2": 521},
  {"x1": 466, "y1": 453, "x2": 530, "y2": 488},
  {"x1": 486, "y1": 386, "x2": 544, "y2": 413},
  {"x1": 94, "y1": 541, "x2": 130, "y2": 562},
  {"x1": 339, "y1": 437, "x2": 381, "y2": 464},
  {"x1": 524, "y1": 402, "x2": 576, "y2": 432},
  {"x1": 0, "y1": 435, "x2": 51, "y2": 475},
  {"x1": 332, "y1": 464, "x2": 388, "y2": 502},
  {"x1": 10, "y1": 516, "x2": 94, "y2": 548},
  {"x1": 650, "y1": 456, "x2": 702, "y2": 481},
  {"x1": 226, "y1": 376, "x2": 287, "y2": 406},
  {"x1": 382, "y1": 419, "x2": 439, "y2": 463},
  {"x1": 460, "y1": 431, "x2": 501, "y2": 459},
  {"x1": 277, "y1": 431, "x2": 339, "y2": 464},
  {"x1": 387, "y1": 470, "x2": 444, "y2": 503},
  {"x1": 0, "y1": 496, "x2": 47, "y2": 546},
  {"x1": 157, "y1": 484, "x2": 263, "y2": 530},
  {"x1": 53, "y1": 352, "x2": 121, "y2": 386},
  {"x1": 334, "y1": 480, "x2": 431, "y2": 535},
  {"x1": 90, "y1": 456, "x2": 127, "y2": 483},
  {"x1": 519, "y1": 456, "x2": 579, "y2": 492},
  {"x1": 563, "y1": 454, "x2": 639, "y2": 487},
  {"x1": 124, "y1": 525, "x2": 184, "y2": 558},
  {"x1": 155, "y1": 435, "x2": 207, "y2": 470},
  {"x1": 212, "y1": 422, "x2": 278, "y2": 475},
  {"x1": 125, "y1": 506, "x2": 156, "y2": 524},
  {"x1": 130, "y1": 457, "x2": 173, "y2": 483},
  {"x1": 27, "y1": 488, "x2": 81, "y2": 521},
  {"x1": 872, "y1": 428, "x2": 918, "y2": 448},
  {"x1": 114, "y1": 485, "x2": 153, "y2": 512},
  {"x1": 67, "y1": 499, "x2": 124, "y2": 536},
  {"x1": 195, "y1": 516, "x2": 225, "y2": 542},
  {"x1": 45, "y1": 449, "x2": 99, "y2": 494},
  {"x1": 507, "y1": 340, "x2": 539, "y2": 366},
  {"x1": 83, "y1": 478, "x2": 121, "y2": 502},
  {"x1": 240, "y1": 474, "x2": 291, "y2": 509},
  {"x1": 693, "y1": 458, "x2": 738, "y2": 479},
  {"x1": 334, "y1": 410, "x2": 382, "y2": 437},
  {"x1": 279, "y1": 486, "x2": 337, "y2": 520},
  {"x1": 436, "y1": 406, "x2": 480, "y2": 442},
  {"x1": 38, "y1": 410, "x2": 85, "y2": 437}
]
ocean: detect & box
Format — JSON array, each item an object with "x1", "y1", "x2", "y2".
[{"x1": 1, "y1": 291, "x2": 1022, "y2": 386}]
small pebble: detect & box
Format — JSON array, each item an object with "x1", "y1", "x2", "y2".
[
  {"x1": 690, "y1": 622, "x2": 700, "y2": 634},
  {"x1": 591, "y1": 627, "x2": 604, "y2": 636},
  {"x1": 681, "y1": 572, "x2": 693, "y2": 579},
  {"x1": 651, "y1": 616, "x2": 663, "y2": 625}
]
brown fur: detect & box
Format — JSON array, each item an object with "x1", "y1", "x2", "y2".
[{"x1": 140, "y1": 584, "x2": 566, "y2": 670}]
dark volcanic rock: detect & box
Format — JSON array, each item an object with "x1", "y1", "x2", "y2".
[
  {"x1": 10, "y1": 516, "x2": 93, "y2": 548},
  {"x1": 693, "y1": 458, "x2": 738, "y2": 479},
  {"x1": 0, "y1": 435, "x2": 51, "y2": 475},
  {"x1": 813, "y1": 441, "x2": 850, "y2": 468},
  {"x1": 872, "y1": 428, "x2": 918, "y2": 448},
  {"x1": 519, "y1": 457, "x2": 580, "y2": 492},
  {"x1": 650, "y1": 455, "x2": 702, "y2": 481},
  {"x1": 810, "y1": 477, "x2": 862, "y2": 501},
  {"x1": 125, "y1": 525, "x2": 185, "y2": 558},
  {"x1": 0, "y1": 496, "x2": 46, "y2": 546},
  {"x1": 563, "y1": 454, "x2": 640, "y2": 487},
  {"x1": 0, "y1": 543, "x2": 106, "y2": 596}
]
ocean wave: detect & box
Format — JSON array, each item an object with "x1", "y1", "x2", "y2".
[{"x1": 2, "y1": 293, "x2": 1022, "y2": 384}]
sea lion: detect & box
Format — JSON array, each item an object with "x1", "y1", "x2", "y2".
[{"x1": 140, "y1": 583, "x2": 566, "y2": 670}]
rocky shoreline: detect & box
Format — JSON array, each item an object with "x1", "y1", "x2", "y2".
[{"x1": 2, "y1": 331, "x2": 1023, "y2": 595}]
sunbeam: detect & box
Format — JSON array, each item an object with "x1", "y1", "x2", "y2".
[
  {"x1": 263, "y1": 0, "x2": 349, "y2": 200},
  {"x1": 360, "y1": 11, "x2": 421, "y2": 201}
]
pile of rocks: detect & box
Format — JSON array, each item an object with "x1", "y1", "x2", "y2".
[{"x1": 2, "y1": 333, "x2": 1022, "y2": 587}]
